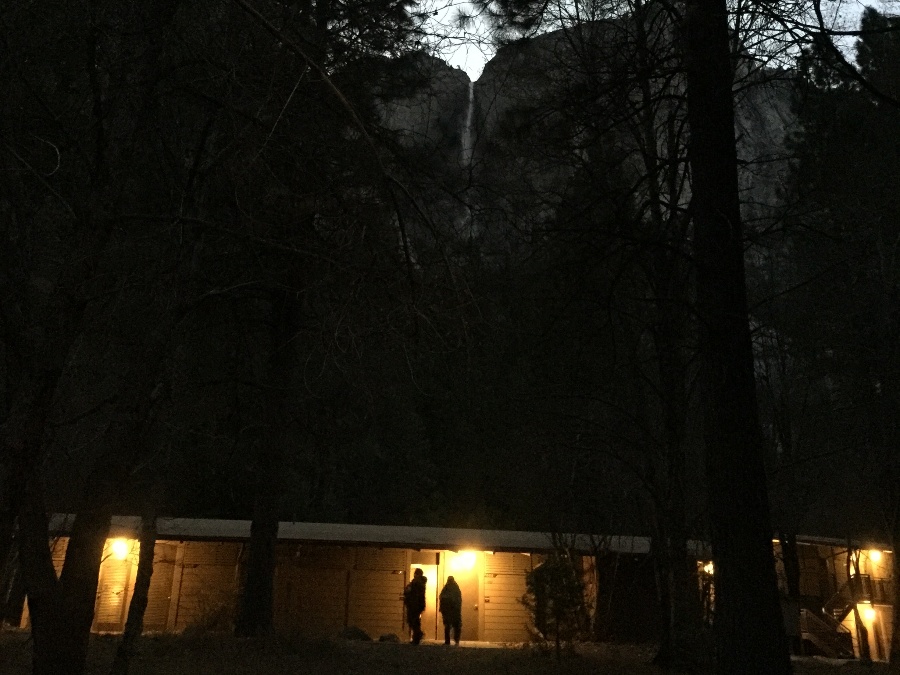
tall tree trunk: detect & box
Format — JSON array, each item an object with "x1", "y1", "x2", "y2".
[
  {"x1": 0, "y1": 467, "x2": 22, "y2": 622},
  {"x1": 11, "y1": 387, "x2": 101, "y2": 675},
  {"x1": 234, "y1": 507, "x2": 279, "y2": 637},
  {"x1": 853, "y1": 603, "x2": 872, "y2": 662},
  {"x1": 650, "y1": 321, "x2": 705, "y2": 671},
  {"x1": 779, "y1": 531, "x2": 802, "y2": 654},
  {"x1": 2, "y1": 1, "x2": 184, "y2": 668},
  {"x1": 629, "y1": 7, "x2": 702, "y2": 664},
  {"x1": 681, "y1": 0, "x2": 791, "y2": 672},
  {"x1": 653, "y1": 525, "x2": 705, "y2": 671},
  {"x1": 57, "y1": 507, "x2": 113, "y2": 669},
  {"x1": 650, "y1": 279, "x2": 704, "y2": 671},
  {"x1": 19, "y1": 351, "x2": 167, "y2": 675},
  {"x1": 2, "y1": 558, "x2": 26, "y2": 628},
  {"x1": 111, "y1": 515, "x2": 157, "y2": 675},
  {"x1": 18, "y1": 467, "x2": 85, "y2": 675},
  {"x1": 847, "y1": 548, "x2": 872, "y2": 662},
  {"x1": 889, "y1": 517, "x2": 900, "y2": 668},
  {"x1": 234, "y1": 289, "x2": 296, "y2": 637},
  {"x1": 49, "y1": 368, "x2": 160, "y2": 673}
]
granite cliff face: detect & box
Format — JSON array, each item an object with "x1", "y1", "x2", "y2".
[
  {"x1": 733, "y1": 73, "x2": 796, "y2": 229},
  {"x1": 475, "y1": 28, "x2": 797, "y2": 239},
  {"x1": 373, "y1": 31, "x2": 797, "y2": 256},
  {"x1": 366, "y1": 53, "x2": 476, "y2": 247},
  {"x1": 377, "y1": 53, "x2": 471, "y2": 155}
]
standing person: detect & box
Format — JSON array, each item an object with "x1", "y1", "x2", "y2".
[
  {"x1": 439, "y1": 575, "x2": 463, "y2": 645},
  {"x1": 404, "y1": 568, "x2": 427, "y2": 644}
]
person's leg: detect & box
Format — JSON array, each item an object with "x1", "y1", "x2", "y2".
[
  {"x1": 444, "y1": 622, "x2": 451, "y2": 645},
  {"x1": 412, "y1": 615, "x2": 423, "y2": 644},
  {"x1": 453, "y1": 620, "x2": 461, "y2": 645},
  {"x1": 408, "y1": 613, "x2": 420, "y2": 643}
]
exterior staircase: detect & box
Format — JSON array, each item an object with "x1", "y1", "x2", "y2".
[
  {"x1": 798, "y1": 573, "x2": 877, "y2": 659},
  {"x1": 799, "y1": 608, "x2": 855, "y2": 659},
  {"x1": 824, "y1": 574, "x2": 872, "y2": 623}
]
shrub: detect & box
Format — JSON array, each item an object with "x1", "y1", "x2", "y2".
[{"x1": 522, "y1": 554, "x2": 590, "y2": 656}]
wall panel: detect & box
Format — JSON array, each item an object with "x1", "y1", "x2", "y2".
[
  {"x1": 347, "y1": 569, "x2": 406, "y2": 638},
  {"x1": 275, "y1": 567, "x2": 348, "y2": 636},
  {"x1": 172, "y1": 542, "x2": 239, "y2": 632},
  {"x1": 482, "y1": 553, "x2": 533, "y2": 642}
]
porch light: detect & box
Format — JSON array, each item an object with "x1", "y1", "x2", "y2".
[
  {"x1": 702, "y1": 562, "x2": 714, "y2": 576},
  {"x1": 449, "y1": 551, "x2": 477, "y2": 573},
  {"x1": 110, "y1": 538, "x2": 130, "y2": 561},
  {"x1": 863, "y1": 606, "x2": 877, "y2": 622},
  {"x1": 869, "y1": 550, "x2": 883, "y2": 563}
]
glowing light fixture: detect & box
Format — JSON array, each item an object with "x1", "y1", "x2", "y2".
[
  {"x1": 449, "y1": 551, "x2": 477, "y2": 573},
  {"x1": 864, "y1": 606, "x2": 877, "y2": 622},
  {"x1": 110, "y1": 538, "x2": 130, "y2": 561},
  {"x1": 702, "y1": 562, "x2": 714, "y2": 576},
  {"x1": 869, "y1": 550, "x2": 883, "y2": 563}
]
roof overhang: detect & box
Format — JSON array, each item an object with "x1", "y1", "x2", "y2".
[{"x1": 48, "y1": 514, "x2": 654, "y2": 554}]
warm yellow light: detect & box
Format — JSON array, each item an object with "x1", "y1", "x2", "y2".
[
  {"x1": 110, "y1": 538, "x2": 130, "y2": 560},
  {"x1": 109, "y1": 586, "x2": 125, "y2": 606},
  {"x1": 702, "y1": 562, "x2": 714, "y2": 576},
  {"x1": 863, "y1": 606, "x2": 877, "y2": 622},
  {"x1": 449, "y1": 551, "x2": 477, "y2": 573},
  {"x1": 869, "y1": 550, "x2": 883, "y2": 563}
]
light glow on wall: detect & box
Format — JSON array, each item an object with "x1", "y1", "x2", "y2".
[
  {"x1": 448, "y1": 551, "x2": 477, "y2": 573},
  {"x1": 863, "y1": 606, "x2": 877, "y2": 622},
  {"x1": 869, "y1": 550, "x2": 883, "y2": 564},
  {"x1": 110, "y1": 538, "x2": 130, "y2": 561}
]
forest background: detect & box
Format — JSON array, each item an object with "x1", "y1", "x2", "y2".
[{"x1": 1, "y1": 0, "x2": 900, "y2": 673}]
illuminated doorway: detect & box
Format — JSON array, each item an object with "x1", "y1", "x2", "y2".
[{"x1": 442, "y1": 550, "x2": 481, "y2": 642}]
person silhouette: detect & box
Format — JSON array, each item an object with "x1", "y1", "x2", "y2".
[
  {"x1": 404, "y1": 568, "x2": 427, "y2": 644},
  {"x1": 439, "y1": 575, "x2": 463, "y2": 645}
]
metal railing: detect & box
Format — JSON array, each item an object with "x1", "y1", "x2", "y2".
[
  {"x1": 799, "y1": 608, "x2": 855, "y2": 659},
  {"x1": 823, "y1": 574, "x2": 872, "y2": 622}
]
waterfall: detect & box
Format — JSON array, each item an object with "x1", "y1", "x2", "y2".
[
  {"x1": 460, "y1": 80, "x2": 475, "y2": 167},
  {"x1": 456, "y1": 79, "x2": 476, "y2": 240}
]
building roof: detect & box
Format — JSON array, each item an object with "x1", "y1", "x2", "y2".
[
  {"x1": 48, "y1": 514, "x2": 655, "y2": 554},
  {"x1": 52, "y1": 515, "x2": 889, "y2": 556}
]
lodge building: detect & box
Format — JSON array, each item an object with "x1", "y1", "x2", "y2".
[
  {"x1": 30, "y1": 517, "x2": 619, "y2": 643},
  {"x1": 7, "y1": 516, "x2": 897, "y2": 661}
]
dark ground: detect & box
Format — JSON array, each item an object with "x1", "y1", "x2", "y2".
[{"x1": 0, "y1": 631, "x2": 892, "y2": 674}]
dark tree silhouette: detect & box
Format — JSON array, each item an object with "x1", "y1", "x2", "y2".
[{"x1": 682, "y1": 0, "x2": 791, "y2": 670}]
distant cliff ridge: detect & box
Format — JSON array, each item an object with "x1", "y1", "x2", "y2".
[
  {"x1": 373, "y1": 31, "x2": 797, "y2": 252},
  {"x1": 376, "y1": 52, "x2": 471, "y2": 157}
]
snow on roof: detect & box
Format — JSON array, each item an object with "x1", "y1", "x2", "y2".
[
  {"x1": 48, "y1": 514, "x2": 653, "y2": 554},
  {"x1": 47, "y1": 514, "x2": 893, "y2": 558}
]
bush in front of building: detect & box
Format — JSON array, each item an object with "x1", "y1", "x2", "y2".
[{"x1": 522, "y1": 553, "x2": 590, "y2": 655}]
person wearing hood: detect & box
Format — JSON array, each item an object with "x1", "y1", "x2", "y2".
[{"x1": 439, "y1": 576, "x2": 463, "y2": 645}]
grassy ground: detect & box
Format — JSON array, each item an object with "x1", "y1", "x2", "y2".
[{"x1": 0, "y1": 630, "x2": 893, "y2": 675}]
